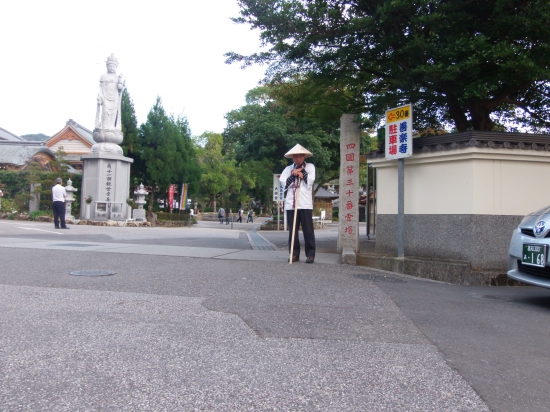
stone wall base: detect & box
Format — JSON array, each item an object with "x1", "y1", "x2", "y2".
[
  {"x1": 357, "y1": 253, "x2": 519, "y2": 286},
  {"x1": 375, "y1": 214, "x2": 522, "y2": 271}
]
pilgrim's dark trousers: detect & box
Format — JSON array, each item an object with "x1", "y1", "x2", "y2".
[
  {"x1": 287, "y1": 209, "x2": 315, "y2": 258},
  {"x1": 52, "y1": 201, "x2": 66, "y2": 228}
]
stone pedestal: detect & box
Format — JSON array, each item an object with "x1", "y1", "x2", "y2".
[
  {"x1": 337, "y1": 114, "x2": 361, "y2": 254},
  {"x1": 80, "y1": 153, "x2": 133, "y2": 221},
  {"x1": 132, "y1": 209, "x2": 146, "y2": 222}
]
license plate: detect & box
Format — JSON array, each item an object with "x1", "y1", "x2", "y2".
[{"x1": 522, "y1": 244, "x2": 548, "y2": 267}]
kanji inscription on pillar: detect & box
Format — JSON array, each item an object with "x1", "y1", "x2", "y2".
[{"x1": 338, "y1": 114, "x2": 361, "y2": 253}]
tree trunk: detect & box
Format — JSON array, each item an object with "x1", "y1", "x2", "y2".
[
  {"x1": 468, "y1": 102, "x2": 495, "y2": 131},
  {"x1": 148, "y1": 190, "x2": 155, "y2": 211},
  {"x1": 446, "y1": 98, "x2": 470, "y2": 133}
]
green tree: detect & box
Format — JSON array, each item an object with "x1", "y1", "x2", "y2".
[
  {"x1": 49, "y1": 147, "x2": 71, "y2": 174},
  {"x1": 176, "y1": 115, "x2": 201, "y2": 197},
  {"x1": 237, "y1": 159, "x2": 272, "y2": 209},
  {"x1": 227, "y1": 0, "x2": 550, "y2": 132},
  {"x1": 139, "y1": 97, "x2": 200, "y2": 210},
  {"x1": 195, "y1": 132, "x2": 230, "y2": 211},
  {"x1": 223, "y1": 86, "x2": 374, "y2": 189},
  {"x1": 120, "y1": 88, "x2": 143, "y2": 190},
  {"x1": 0, "y1": 161, "x2": 81, "y2": 214}
]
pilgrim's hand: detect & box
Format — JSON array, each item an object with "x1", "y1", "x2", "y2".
[{"x1": 292, "y1": 169, "x2": 303, "y2": 179}]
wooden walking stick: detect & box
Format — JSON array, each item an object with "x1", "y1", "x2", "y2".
[{"x1": 289, "y1": 177, "x2": 301, "y2": 265}]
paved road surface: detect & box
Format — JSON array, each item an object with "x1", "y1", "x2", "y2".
[{"x1": 0, "y1": 219, "x2": 548, "y2": 411}]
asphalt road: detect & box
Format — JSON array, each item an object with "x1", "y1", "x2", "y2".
[{"x1": 0, "y1": 219, "x2": 549, "y2": 411}]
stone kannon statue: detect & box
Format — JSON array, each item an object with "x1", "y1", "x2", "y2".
[{"x1": 92, "y1": 53, "x2": 125, "y2": 155}]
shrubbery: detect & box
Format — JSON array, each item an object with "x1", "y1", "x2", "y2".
[
  {"x1": 1, "y1": 198, "x2": 18, "y2": 214},
  {"x1": 29, "y1": 210, "x2": 52, "y2": 221},
  {"x1": 0, "y1": 166, "x2": 81, "y2": 214},
  {"x1": 156, "y1": 211, "x2": 191, "y2": 222}
]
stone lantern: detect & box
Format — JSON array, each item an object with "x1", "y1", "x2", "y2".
[
  {"x1": 65, "y1": 178, "x2": 77, "y2": 221},
  {"x1": 133, "y1": 183, "x2": 148, "y2": 221}
]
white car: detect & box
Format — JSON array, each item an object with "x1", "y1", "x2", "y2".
[{"x1": 508, "y1": 205, "x2": 550, "y2": 288}]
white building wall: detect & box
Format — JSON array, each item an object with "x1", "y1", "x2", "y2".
[
  {"x1": 369, "y1": 147, "x2": 550, "y2": 216},
  {"x1": 49, "y1": 139, "x2": 90, "y2": 153}
]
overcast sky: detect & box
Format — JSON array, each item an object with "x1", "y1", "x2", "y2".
[{"x1": 0, "y1": 0, "x2": 267, "y2": 137}]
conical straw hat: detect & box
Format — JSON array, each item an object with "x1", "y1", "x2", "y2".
[{"x1": 284, "y1": 144, "x2": 313, "y2": 158}]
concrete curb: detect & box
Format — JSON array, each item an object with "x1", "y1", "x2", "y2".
[{"x1": 357, "y1": 252, "x2": 511, "y2": 285}]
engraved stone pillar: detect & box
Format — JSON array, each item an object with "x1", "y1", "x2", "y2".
[
  {"x1": 337, "y1": 114, "x2": 361, "y2": 257},
  {"x1": 80, "y1": 153, "x2": 133, "y2": 221}
]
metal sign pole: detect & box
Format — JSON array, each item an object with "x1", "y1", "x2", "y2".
[
  {"x1": 277, "y1": 202, "x2": 280, "y2": 231},
  {"x1": 374, "y1": 167, "x2": 377, "y2": 236},
  {"x1": 385, "y1": 104, "x2": 412, "y2": 258},
  {"x1": 397, "y1": 158, "x2": 405, "y2": 258},
  {"x1": 366, "y1": 165, "x2": 370, "y2": 239}
]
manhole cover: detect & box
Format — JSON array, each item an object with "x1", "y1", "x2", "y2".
[{"x1": 70, "y1": 270, "x2": 115, "y2": 276}]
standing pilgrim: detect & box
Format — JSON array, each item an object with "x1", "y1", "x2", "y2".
[
  {"x1": 280, "y1": 144, "x2": 316, "y2": 263},
  {"x1": 52, "y1": 178, "x2": 69, "y2": 229}
]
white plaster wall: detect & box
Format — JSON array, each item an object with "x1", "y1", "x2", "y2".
[
  {"x1": 499, "y1": 158, "x2": 550, "y2": 215},
  {"x1": 370, "y1": 148, "x2": 550, "y2": 216},
  {"x1": 50, "y1": 140, "x2": 90, "y2": 153},
  {"x1": 408, "y1": 159, "x2": 474, "y2": 214}
]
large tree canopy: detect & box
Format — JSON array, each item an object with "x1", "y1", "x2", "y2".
[
  {"x1": 224, "y1": 86, "x2": 343, "y2": 186},
  {"x1": 224, "y1": 86, "x2": 376, "y2": 191},
  {"x1": 120, "y1": 88, "x2": 143, "y2": 188},
  {"x1": 227, "y1": 0, "x2": 550, "y2": 133},
  {"x1": 194, "y1": 132, "x2": 252, "y2": 211},
  {"x1": 138, "y1": 97, "x2": 201, "y2": 208}
]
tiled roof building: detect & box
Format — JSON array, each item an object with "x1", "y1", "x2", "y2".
[
  {"x1": 0, "y1": 127, "x2": 56, "y2": 171},
  {"x1": 0, "y1": 126, "x2": 26, "y2": 142},
  {"x1": 46, "y1": 119, "x2": 94, "y2": 170}
]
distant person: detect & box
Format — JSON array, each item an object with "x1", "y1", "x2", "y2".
[
  {"x1": 280, "y1": 143, "x2": 316, "y2": 263},
  {"x1": 225, "y1": 208, "x2": 231, "y2": 225},
  {"x1": 51, "y1": 177, "x2": 69, "y2": 229},
  {"x1": 218, "y1": 207, "x2": 224, "y2": 224},
  {"x1": 237, "y1": 208, "x2": 243, "y2": 223},
  {"x1": 247, "y1": 209, "x2": 254, "y2": 223}
]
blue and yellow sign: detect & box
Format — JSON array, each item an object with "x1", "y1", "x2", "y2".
[{"x1": 385, "y1": 104, "x2": 413, "y2": 160}]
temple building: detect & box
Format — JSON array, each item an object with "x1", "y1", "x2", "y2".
[
  {"x1": 46, "y1": 119, "x2": 94, "y2": 170},
  {"x1": 0, "y1": 127, "x2": 56, "y2": 171}
]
